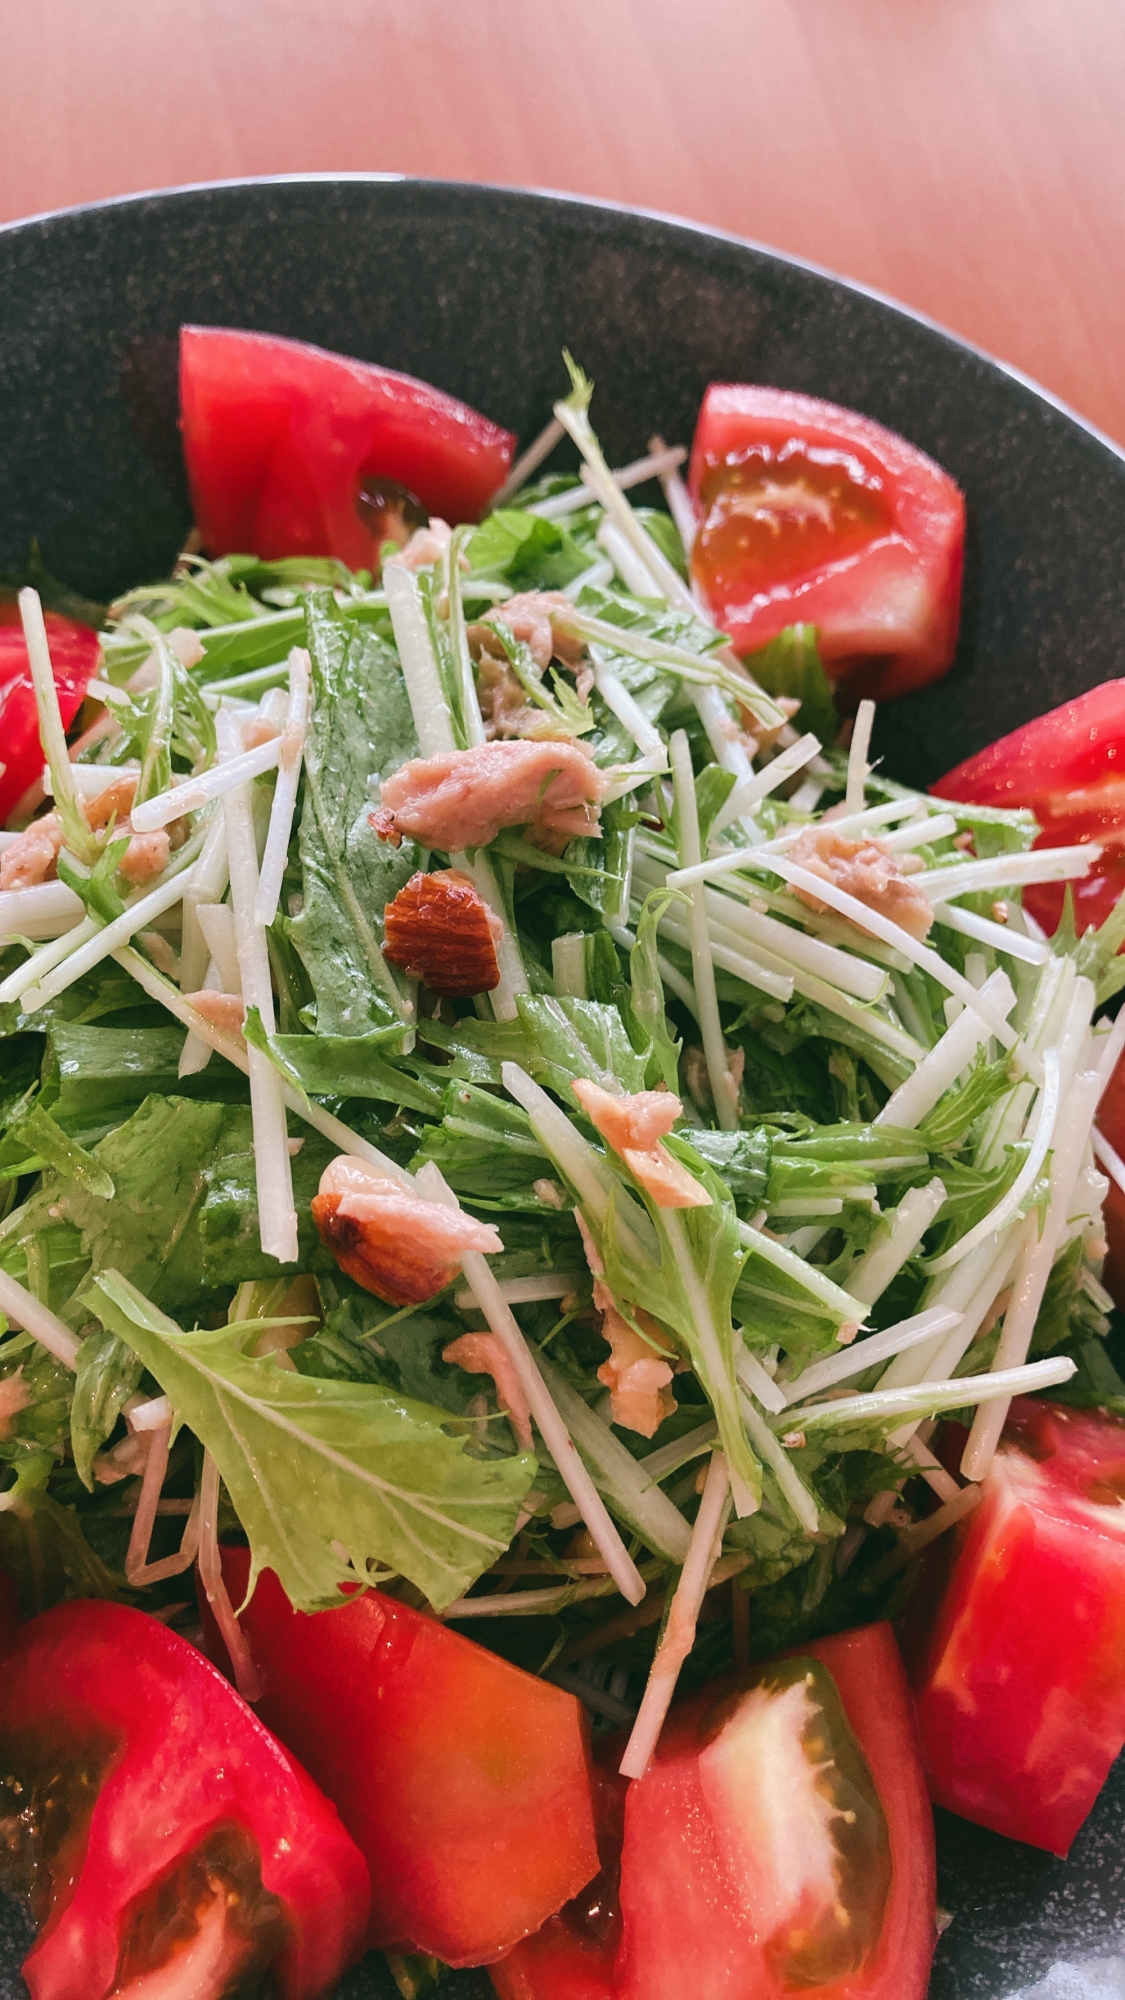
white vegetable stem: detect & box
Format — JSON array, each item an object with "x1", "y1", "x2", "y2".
[
  {"x1": 537, "y1": 1352, "x2": 693, "y2": 1565},
  {"x1": 670, "y1": 730, "x2": 738, "y2": 1129},
  {"x1": 502, "y1": 1062, "x2": 658, "y2": 1265},
  {"x1": 491, "y1": 414, "x2": 566, "y2": 506},
  {"x1": 930, "y1": 902, "x2": 1049, "y2": 966},
  {"x1": 619, "y1": 1451, "x2": 733, "y2": 1779},
  {"x1": 962, "y1": 1062, "x2": 1104, "y2": 1479},
  {"x1": 590, "y1": 652, "x2": 667, "y2": 764},
  {"x1": 179, "y1": 814, "x2": 229, "y2": 984},
  {"x1": 384, "y1": 563, "x2": 456, "y2": 757},
  {"x1": 650, "y1": 434, "x2": 698, "y2": 551},
  {"x1": 0, "y1": 1269, "x2": 81, "y2": 1369},
  {"x1": 881, "y1": 814, "x2": 959, "y2": 853},
  {"x1": 254, "y1": 648, "x2": 311, "y2": 926},
  {"x1": 0, "y1": 880, "x2": 86, "y2": 942},
  {"x1": 735, "y1": 1343, "x2": 787, "y2": 1414},
  {"x1": 846, "y1": 1178, "x2": 947, "y2": 1304},
  {"x1": 527, "y1": 444, "x2": 688, "y2": 521},
  {"x1": 793, "y1": 1353, "x2": 1077, "y2": 1428},
  {"x1": 196, "y1": 903, "x2": 241, "y2": 994},
  {"x1": 130, "y1": 735, "x2": 281, "y2": 832},
  {"x1": 20, "y1": 870, "x2": 191, "y2": 1015},
  {"x1": 18, "y1": 588, "x2": 90, "y2": 855},
  {"x1": 219, "y1": 710, "x2": 298, "y2": 1265},
  {"x1": 875, "y1": 969, "x2": 1016, "y2": 1129},
  {"x1": 1093, "y1": 1126, "x2": 1125, "y2": 1199},
  {"x1": 783, "y1": 1305, "x2": 963, "y2": 1404},
  {"x1": 912, "y1": 846, "x2": 1098, "y2": 900},
  {"x1": 701, "y1": 886, "x2": 886, "y2": 1002},
  {"x1": 739, "y1": 1392, "x2": 819, "y2": 1533},
  {"x1": 709, "y1": 733, "x2": 822, "y2": 840},
  {"x1": 661, "y1": 1208, "x2": 758, "y2": 1518},
  {"x1": 384, "y1": 562, "x2": 526, "y2": 1020},
  {"x1": 759, "y1": 854, "x2": 1026, "y2": 1060},
  {"x1": 197, "y1": 1452, "x2": 261, "y2": 1701},
  {"x1": 924, "y1": 1047, "x2": 1061, "y2": 1274},
  {"x1": 424, "y1": 1172, "x2": 645, "y2": 1606},
  {"x1": 453, "y1": 1272, "x2": 585, "y2": 1310},
  {"x1": 113, "y1": 946, "x2": 417, "y2": 1183},
  {"x1": 597, "y1": 518, "x2": 662, "y2": 597},
  {"x1": 736, "y1": 1217, "x2": 867, "y2": 1327},
  {"x1": 845, "y1": 700, "x2": 875, "y2": 815}
]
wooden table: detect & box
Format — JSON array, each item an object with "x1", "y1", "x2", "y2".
[{"x1": 6, "y1": 0, "x2": 1123, "y2": 445}]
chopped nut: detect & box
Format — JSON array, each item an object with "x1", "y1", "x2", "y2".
[
  {"x1": 383, "y1": 868, "x2": 503, "y2": 996},
  {"x1": 311, "y1": 1155, "x2": 502, "y2": 1306}
]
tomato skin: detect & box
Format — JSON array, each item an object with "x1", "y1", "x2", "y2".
[
  {"x1": 0, "y1": 608, "x2": 100, "y2": 824},
  {"x1": 179, "y1": 326, "x2": 515, "y2": 570},
  {"x1": 208, "y1": 1548, "x2": 600, "y2": 1968},
  {"x1": 491, "y1": 1623, "x2": 935, "y2": 2000},
  {"x1": 688, "y1": 385, "x2": 965, "y2": 703},
  {"x1": 933, "y1": 680, "x2": 1125, "y2": 935},
  {"x1": 0, "y1": 1599, "x2": 369, "y2": 2000},
  {"x1": 911, "y1": 1398, "x2": 1125, "y2": 1856}
]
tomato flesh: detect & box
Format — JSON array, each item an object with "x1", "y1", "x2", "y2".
[
  {"x1": 0, "y1": 608, "x2": 100, "y2": 824},
  {"x1": 179, "y1": 326, "x2": 515, "y2": 571},
  {"x1": 689, "y1": 385, "x2": 965, "y2": 704},
  {"x1": 911, "y1": 1398, "x2": 1125, "y2": 1856},
  {"x1": 933, "y1": 680, "x2": 1125, "y2": 935},
  {"x1": 207, "y1": 1548, "x2": 600, "y2": 1967},
  {"x1": 0, "y1": 1599, "x2": 369, "y2": 2000},
  {"x1": 492, "y1": 1623, "x2": 935, "y2": 2000}
]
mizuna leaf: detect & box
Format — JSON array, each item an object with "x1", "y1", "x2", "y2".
[
  {"x1": 86, "y1": 1269, "x2": 535, "y2": 1613},
  {"x1": 289, "y1": 591, "x2": 419, "y2": 1038}
]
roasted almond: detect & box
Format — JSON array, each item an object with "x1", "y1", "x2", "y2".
[
  {"x1": 383, "y1": 868, "x2": 503, "y2": 996},
  {"x1": 311, "y1": 1192, "x2": 468, "y2": 1305}
]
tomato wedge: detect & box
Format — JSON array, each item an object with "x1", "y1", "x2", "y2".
[
  {"x1": 0, "y1": 1598, "x2": 369, "y2": 2000},
  {"x1": 0, "y1": 606, "x2": 100, "y2": 824},
  {"x1": 180, "y1": 326, "x2": 516, "y2": 571},
  {"x1": 492, "y1": 1623, "x2": 935, "y2": 2000},
  {"x1": 911, "y1": 1398, "x2": 1125, "y2": 1856},
  {"x1": 688, "y1": 384, "x2": 965, "y2": 704},
  {"x1": 933, "y1": 680, "x2": 1125, "y2": 935},
  {"x1": 204, "y1": 1549, "x2": 600, "y2": 1968}
]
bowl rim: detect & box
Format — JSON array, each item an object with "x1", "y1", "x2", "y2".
[{"x1": 3, "y1": 169, "x2": 1124, "y2": 476}]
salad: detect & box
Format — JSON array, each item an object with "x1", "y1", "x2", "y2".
[{"x1": 1, "y1": 327, "x2": 1125, "y2": 2000}]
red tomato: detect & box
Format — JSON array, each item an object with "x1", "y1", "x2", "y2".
[
  {"x1": 492, "y1": 1623, "x2": 936, "y2": 2000},
  {"x1": 911, "y1": 1398, "x2": 1125, "y2": 1856},
  {"x1": 206, "y1": 1548, "x2": 600, "y2": 1968},
  {"x1": 0, "y1": 1598, "x2": 369, "y2": 2000},
  {"x1": 688, "y1": 384, "x2": 965, "y2": 705},
  {"x1": 180, "y1": 326, "x2": 516, "y2": 571},
  {"x1": 933, "y1": 681, "x2": 1125, "y2": 935},
  {"x1": 0, "y1": 606, "x2": 100, "y2": 824}
]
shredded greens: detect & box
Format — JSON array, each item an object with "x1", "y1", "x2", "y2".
[{"x1": 0, "y1": 359, "x2": 1117, "y2": 1757}]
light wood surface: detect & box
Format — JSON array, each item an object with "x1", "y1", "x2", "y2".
[{"x1": 5, "y1": 0, "x2": 1123, "y2": 445}]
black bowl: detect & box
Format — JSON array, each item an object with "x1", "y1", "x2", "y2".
[{"x1": 2, "y1": 175, "x2": 1125, "y2": 1999}]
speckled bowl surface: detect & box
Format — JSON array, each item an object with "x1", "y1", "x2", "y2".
[{"x1": 1, "y1": 175, "x2": 1124, "y2": 1999}]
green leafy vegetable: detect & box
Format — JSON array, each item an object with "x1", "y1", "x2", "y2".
[
  {"x1": 289, "y1": 592, "x2": 418, "y2": 1038},
  {"x1": 744, "y1": 625, "x2": 837, "y2": 745},
  {"x1": 87, "y1": 1270, "x2": 536, "y2": 1613}
]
